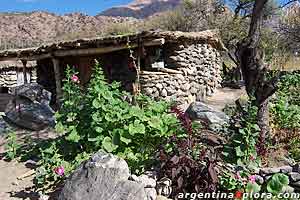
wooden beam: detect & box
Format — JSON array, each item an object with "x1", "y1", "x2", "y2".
[
  {"x1": 0, "y1": 39, "x2": 165, "y2": 61},
  {"x1": 51, "y1": 57, "x2": 62, "y2": 107},
  {"x1": 21, "y1": 60, "x2": 28, "y2": 84},
  {"x1": 53, "y1": 38, "x2": 165, "y2": 57}
]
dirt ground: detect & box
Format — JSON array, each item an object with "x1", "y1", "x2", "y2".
[
  {"x1": 0, "y1": 87, "x2": 246, "y2": 200},
  {"x1": 205, "y1": 87, "x2": 247, "y2": 111},
  {"x1": 0, "y1": 124, "x2": 57, "y2": 200}
]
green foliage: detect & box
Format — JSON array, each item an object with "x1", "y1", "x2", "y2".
[
  {"x1": 5, "y1": 132, "x2": 20, "y2": 160},
  {"x1": 270, "y1": 72, "x2": 300, "y2": 129},
  {"x1": 266, "y1": 173, "x2": 289, "y2": 195},
  {"x1": 224, "y1": 103, "x2": 261, "y2": 169},
  {"x1": 35, "y1": 61, "x2": 186, "y2": 191}
]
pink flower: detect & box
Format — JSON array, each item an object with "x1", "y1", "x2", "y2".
[
  {"x1": 54, "y1": 166, "x2": 65, "y2": 176},
  {"x1": 249, "y1": 155, "x2": 255, "y2": 161},
  {"x1": 249, "y1": 175, "x2": 256, "y2": 184},
  {"x1": 71, "y1": 75, "x2": 79, "y2": 83},
  {"x1": 235, "y1": 172, "x2": 242, "y2": 180}
]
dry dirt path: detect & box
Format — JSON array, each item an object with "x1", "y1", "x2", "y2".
[
  {"x1": 205, "y1": 87, "x2": 246, "y2": 111},
  {"x1": 0, "y1": 125, "x2": 56, "y2": 200}
]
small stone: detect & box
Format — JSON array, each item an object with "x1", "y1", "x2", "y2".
[
  {"x1": 289, "y1": 172, "x2": 300, "y2": 182},
  {"x1": 259, "y1": 167, "x2": 280, "y2": 175},
  {"x1": 156, "y1": 83, "x2": 163, "y2": 90},
  {"x1": 39, "y1": 194, "x2": 49, "y2": 200},
  {"x1": 282, "y1": 185, "x2": 295, "y2": 193},
  {"x1": 291, "y1": 181, "x2": 300, "y2": 188},
  {"x1": 161, "y1": 89, "x2": 167, "y2": 97},
  {"x1": 145, "y1": 188, "x2": 157, "y2": 200},
  {"x1": 138, "y1": 175, "x2": 156, "y2": 188},
  {"x1": 129, "y1": 174, "x2": 139, "y2": 182},
  {"x1": 280, "y1": 166, "x2": 293, "y2": 173},
  {"x1": 156, "y1": 195, "x2": 172, "y2": 200},
  {"x1": 293, "y1": 163, "x2": 300, "y2": 173},
  {"x1": 12, "y1": 181, "x2": 18, "y2": 186},
  {"x1": 144, "y1": 87, "x2": 153, "y2": 95},
  {"x1": 255, "y1": 175, "x2": 264, "y2": 185}
]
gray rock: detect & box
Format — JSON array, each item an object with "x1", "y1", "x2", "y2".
[
  {"x1": 260, "y1": 167, "x2": 280, "y2": 175},
  {"x1": 145, "y1": 188, "x2": 157, "y2": 200},
  {"x1": 156, "y1": 195, "x2": 172, "y2": 200},
  {"x1": 185, "y1": 102, "x2": 229, "y2": 129},
  {"x1": 255, "y1": 175, "x2": 264, "y2": 185},
  {"x1": 138, "y1": 175, "x2": 156, "y2": 188},
  {"x1": 59, "y1": 151, "x2": 146, "y2": 200},
  {"x1": 280, "y1": 166, "x2": 293, "y2": 173},
  {"x1": 289, "y1": 172, "x2": 300, "y2": 182},
  {"x1": 293, "y1": 163, "x2": 300, "y2": 173},
  {"x1": 161, "y1": 89, "x2": 167, "y2": 97},
  {"x1": 156, "y1": 83, "x2": 163, "y2": 90},
  {"x1": 5, "y1": 84, "x2": 55, "y2": 131},
  {"x1": 156, "y1": 178, "x2": 172, "y2": 197},
  {"x1": 291, "y1": 181, "x2": 300, "y2": 188}
]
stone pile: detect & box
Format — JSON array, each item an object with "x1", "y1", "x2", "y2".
[
  {"x1": 254, "y1": 164, "x2": 300, "y2": 192},
  {"x1": 140, "y1": 43, "x2": 222, "y2": 104},
  {"x1": 59, "y1": 151, "x2": 172, "y2": 200}
]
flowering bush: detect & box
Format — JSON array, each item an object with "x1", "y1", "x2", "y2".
[{"x1": 34, "y1": 61, "x2": 187, "y2": 191}]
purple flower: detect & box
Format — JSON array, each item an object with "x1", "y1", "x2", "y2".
[{"x1": 54, "y1": 166, "x2": 65, "y2": 176}]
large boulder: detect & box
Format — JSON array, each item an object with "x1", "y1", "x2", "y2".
[
  {"x1": 59, "y1": 151, "x2": 147, "y2": 200},
  {"x1": 4, "y1": 83, "x2": 55, "y2": 131},
  {"x1": 185, "y1": 102, "x2": 229, "y2": 130}
]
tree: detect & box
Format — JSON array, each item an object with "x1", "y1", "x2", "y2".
[
  {"x1": 236, "y1": 0, "x2": 279, "y2": 145},
  {"x1": 280, "y1": 2, "x2": 300, "y2": 51}
]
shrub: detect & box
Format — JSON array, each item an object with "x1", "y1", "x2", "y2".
[
  {"x1": 34, "y1": 61, "x2": 187, "y2": 191},
  {"x1": 270, "y1": 71, "x2": 300, "y2": 129}
]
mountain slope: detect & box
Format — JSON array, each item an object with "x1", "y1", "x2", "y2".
[{"x1": 100, "y1": 0, "x2": 181, "y2": 18}]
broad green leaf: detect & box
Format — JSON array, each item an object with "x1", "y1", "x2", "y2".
[
  {"x1": 92, "y1": 99, "x2": 101, "y2": 109},
  {"x1": 102, "y1": 137, "x2": 118, "y2": 153},
  {"x1": 120, "y1": 137, "x2": 132, "y2": 145},
  {"x1": 65, "y1": 129, "x2": 80, "y2": 143},
  {"x1": 246, "y1": 182, "x2": 261, "y2": 193},
  {"x1": 235, "y1": 146, "x2": 244, "y2": 157},
  {"x1": 129, "y1": 120, "x2": 146, "y2": 135},
  {"x1": 148, "y1": 116, "x2": 161, "y2": 129}
]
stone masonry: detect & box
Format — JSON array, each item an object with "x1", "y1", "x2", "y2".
[{"x1": 140, "y1": 43, "x2": 222, "y2": 104}]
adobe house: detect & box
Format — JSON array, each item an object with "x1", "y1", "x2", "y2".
[{"x1": 0, "y1": 30, "x2": 226, "y2": 107}]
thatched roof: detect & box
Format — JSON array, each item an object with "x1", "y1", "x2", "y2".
[
  {"x1": 0, "y1": 60, "x2": 37, "y2": 69},
  {"x1": 0, "y1": 30, "x2": 226, "y2": 61}
]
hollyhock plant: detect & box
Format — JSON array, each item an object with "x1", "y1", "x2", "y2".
[
  {"x1": 249, "y1": 175, "x2": 256, "y2": 184},
  {"x1": 54, "y1": 166, "x2": 65, "y2": 176},
  {"x1": 235, "y1": 171, "x2": 242, "y2": 180},
  {"x1": 71, "y1": 75, "x2": 79, "y2": 83}
]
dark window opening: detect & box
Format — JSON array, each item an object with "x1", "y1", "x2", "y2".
[{"x1": 0, "y1": 87, "x2": 9, "y2": 93}]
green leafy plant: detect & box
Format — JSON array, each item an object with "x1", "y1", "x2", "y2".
[
  {"x1": 5, "y1": 132, "x2": 20, "y2": 160},
  {"x1": 223, "y1": 102, "x2": 261, "y2": 169},
  {"x1": 266, "y1": 173, "x2": 289, "y2": 195},
  {"x1": 270, "y1": 71, "x2": 300, "y2": 129},
  {"x1": 34, "y1": 61, "x2": 187, "y2": 191}
]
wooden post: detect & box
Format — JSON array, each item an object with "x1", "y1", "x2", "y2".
[
  {"x1": 52, "y1": 57, "x2": 62, "y2": 107},
  {"x1": 21, "y1": 60, "x2": 28, "y2": 84}
]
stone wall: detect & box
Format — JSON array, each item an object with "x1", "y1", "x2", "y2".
[
  {"x1": 0, "y1": 67, "x2": 37, "y2": 88},
  {"x1": 140, "y1": 42, "x2": 222, "y2": 104}
]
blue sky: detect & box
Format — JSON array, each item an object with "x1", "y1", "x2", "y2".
[
  {"x1": 0, "y1": 0, "x2": 133, "y2": 15},
  {"x1": 0, "y1": 0, "x2": 291, "y2": 16}
]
